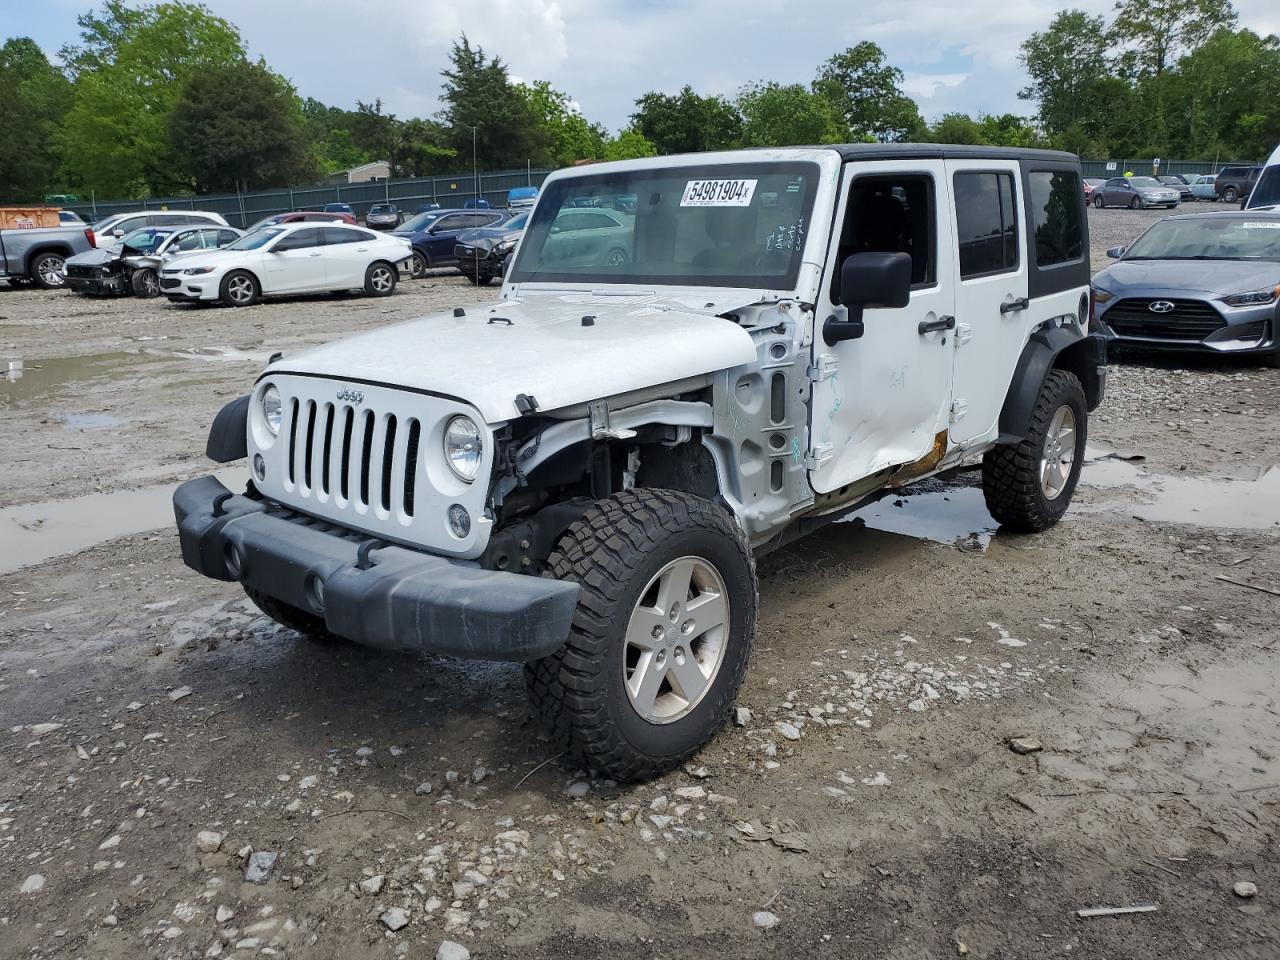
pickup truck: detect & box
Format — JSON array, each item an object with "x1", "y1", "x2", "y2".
[{"x1": 0, "y1": 214, "x2": 94, "y2": 288}]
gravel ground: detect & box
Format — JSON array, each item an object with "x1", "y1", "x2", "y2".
[{"x1": 1, "y1": 210, "x2": 1278, "y2": 960}]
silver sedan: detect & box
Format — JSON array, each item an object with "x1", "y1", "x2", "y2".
[
  {"x1": 1092, "y1": 210, "x2": 1280, "y2": 365},
  {"x1": 1093, "y1": 176, "x2": 1181, "y2": 209}
]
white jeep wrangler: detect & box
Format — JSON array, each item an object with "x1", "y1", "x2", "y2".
[{"x1": 176, "y1": 145, "x2": 1105, "y2": 780}]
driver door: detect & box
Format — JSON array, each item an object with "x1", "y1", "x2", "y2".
[
  {"x1": 264, "y1": 228, "x2": 327, "y2": 293},
  {"x1": 807, "y1": 161, "x2": 956, "y2": 494}
]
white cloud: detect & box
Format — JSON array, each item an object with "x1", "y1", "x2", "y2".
[{"x1": 26, "y1": 0, "x2": 1280, "y2": 132}]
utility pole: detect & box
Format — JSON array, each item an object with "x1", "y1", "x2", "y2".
[{"x1": 472, "y1": 126, "x2": 479, "y2": 206}]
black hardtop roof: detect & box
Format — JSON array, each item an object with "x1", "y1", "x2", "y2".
[{"x1": 827, "y1": 143, "x2": 1079, "y2": 164}]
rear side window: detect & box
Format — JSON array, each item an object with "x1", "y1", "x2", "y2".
[
  {"x1": 1028, "y1": 171, "x2": 1083, "y2": 267},
  {"x1": 1247, "y1": 167, "x2": 1280, "y2": 209},
  {"x1": 953, "y1": 172, "x2": 1018, "y2": 278}
]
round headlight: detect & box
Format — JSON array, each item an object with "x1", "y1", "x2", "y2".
[
  {"x1": 261, "y1": 385, "x2": 282, "y2": 435},
  {"x1": 444, "y1": 415, "x2": 483, "y2": 483}
]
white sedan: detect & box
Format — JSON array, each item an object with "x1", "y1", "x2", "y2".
[{"x1": 160, "y1": 223, "x2": 413, "y2": 306}]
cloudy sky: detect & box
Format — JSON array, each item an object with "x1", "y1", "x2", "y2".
[{"x1": 8, "y1": 0, "x2": 1280, "y2": 130}]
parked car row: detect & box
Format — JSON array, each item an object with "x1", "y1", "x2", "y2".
[{"x1": 1084, "y1": 170, "x2": 1266, "y2": 207}]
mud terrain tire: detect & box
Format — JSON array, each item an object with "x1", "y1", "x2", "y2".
[
  {"x1": 982, "y1": 369, "x2": 1087, "y2": 533},
  {"x1": 524, "y1": 489, "x2": 757, "y2": 781}
]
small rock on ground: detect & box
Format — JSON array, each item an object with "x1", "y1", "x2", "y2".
[
  {"x1": 21, "y1": 874, "x2": 45, "y2": 894},
  {"x1": 196, "y1": 830, "x2": 224, "y2": 853},
  {"x1": 753, "y1": 910, "x2": 779, "y2": 929},
  {"x1": 1234, "y1": 881, "x2": 1258, "y2": 899},
  {"x1": 1008, "y1": 737, "x2": 1043, "y2": 755},
  {"x1": 381, "y1": 906, "x2": 410, "y2": 931},
  {"x1": 734, "y1": 706, "x2": 752, "y2": 727},
  {"x1": 244, "y1": 851, "x2": 278, "y2": 883},
  {"x1": 436, "y1": 940, "x2": 471, "y2": 960}
]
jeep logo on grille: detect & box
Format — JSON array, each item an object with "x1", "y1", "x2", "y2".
[
  {"x1": 336, "y1": 388, "x2": 365, "y2": 404},
  {"x1": 1148, "y1": 300, "x2": 1176, "y2": 314}
]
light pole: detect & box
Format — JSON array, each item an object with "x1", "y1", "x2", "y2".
[{"x1": 472, "y1": 126, "x2": 479, "y2": 206}]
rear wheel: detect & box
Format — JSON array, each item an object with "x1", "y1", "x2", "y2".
[
  {"x1": 220, "y1": 270, "x2": 258, "y2": 307},
  {"x1": 30, "y1": 252, "x2": 67, "y2": 289},
  {"x1": 524, "y1": 489, "x2": 757, "y2": 781},
  {"x1": 1129, "y1": 196, "x2": 1142, "y2": 209},
  {"x1": 130, "y1": 268, "x2": 160, "y2": 298},
  {"x1": 364, "y1": 261, "x2": 397, "y2": 297},
  {"x1": 982, "y1": 369, "x2": 1087, "y2": 533},
  {"x1": 1222, "y1": 186, "x2": 1238, "y2": 203}
]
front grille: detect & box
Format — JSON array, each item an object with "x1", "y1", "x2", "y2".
[
  {"x1": 66, "y1": 264, "x2": 98, "y2": 278},
  {"x1": 1104, "y1": 297, "x2": 1225, "y2": 341},
  {"x1": 285, "y1": 398, "x2": 420, "y2": 519}
]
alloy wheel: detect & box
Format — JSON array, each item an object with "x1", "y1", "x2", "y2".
[
  {"x1": 623, "y1": 556, "x2": 730, "y2": 724},
  {"x1": 370, "y1": 266, "x2": 394, "y2": 293},
  {"x1": 38, "y1": 256, "x2": 66, "y2": 287},
  {"x1": 227, "y1": 275, "x2": 254, "y2": 304},
  {"x1": 1039, "y1": 405, "x2": 1077, "y2": 501}
]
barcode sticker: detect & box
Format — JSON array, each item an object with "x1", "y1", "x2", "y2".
[{"x1": 680, "y1": 179, "x2": 758, "y2": 207}]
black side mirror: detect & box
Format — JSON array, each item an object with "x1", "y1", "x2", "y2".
[
  {"x1": 824, "y1": 252, "x2": 913, "y2": 346},
  {"x1": 1106, "y1": 245, "x2": 1126, "y2": 259}
]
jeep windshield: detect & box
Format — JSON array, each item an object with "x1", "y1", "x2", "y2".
[
  {"x1": 508, "y1": 162, "x2": 819, "y2": 289},
  {"x1": 1123, "y1": 217, "x2": 1280, "y2": 261}
]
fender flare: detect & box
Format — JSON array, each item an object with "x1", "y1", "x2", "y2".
[
  {"x1": 997, "y1": 327, "x2": 1106, "y2": 444},
  {"x1": 206, "y1": 394, "x2": 250, "y2": 462}
]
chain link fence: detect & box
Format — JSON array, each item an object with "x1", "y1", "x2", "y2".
[
  {"x1": 64, "y1": 167, "x2": 554, "y2": 228},
  {"x1": 59, "y1": 156, "x2": 1263, "y2": 227}
]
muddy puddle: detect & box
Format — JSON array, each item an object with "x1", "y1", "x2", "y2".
[
  {"x1": 0, "y1": 352, "x2": 157, "y2": 404},
  {"x1": 0, "y1": 468, "x2": 243, "y2": 576},
  {"x1": 852, "y1": 487, "x2": 997, "y2": 550},
  {"x1": 1080, "y1": 449, "x2": 1280, "y2": 530}
]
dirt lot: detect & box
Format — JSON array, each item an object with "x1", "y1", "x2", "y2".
[{"x1": 2, "y1": 208, "x2": 1279, "y2": 960}]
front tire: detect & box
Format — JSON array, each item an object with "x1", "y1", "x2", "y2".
[
  {"x1": 524, "y1": 489, "x2": 757, "y2": 781},
  {"x1": 365, "y1": 261, "x2": 397, "y2": 297},
  {"x1": 1129, "y1": 196, "x2": 1142, "y2": 209},
  {"x1": 1093, "y1": 195, "x2": 1105, "y2": 208},
  {"x1": 131, "y1": 268, "x2": 160, "y2": 298},
  {"x1": 30, "y1": 252, "x2": 67, "y2": 289},
  {"x1": 220, "y1": 270, "x2": 259, "y2": 307},
  {"x1": 410, "y1": 251, "x2": 428, "y2": 279},
  {"x1": 465, "y1": 272, "x2": 494, "y2": 286},
  {"x1": 982, "y1": 369, "x2": 1087, "y2": 533}
]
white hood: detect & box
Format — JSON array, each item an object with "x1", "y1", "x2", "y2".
[{"x1": 269, "y1": 294, "x2": 760, "y2": 423}]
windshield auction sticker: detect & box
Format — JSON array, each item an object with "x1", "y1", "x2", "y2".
[
  {"x1": 680, "y1": 179, "x2": 758, "y2": 207},
  {"x1": 1241, "y1": 221, "x2": 1280, "y2": 229}
]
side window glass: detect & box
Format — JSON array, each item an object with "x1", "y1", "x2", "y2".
[
  {"x1": 832, "y1": 174, "x2": 936, "y2": 299},
  {"x1": 1028, "y1": 171, "x2": 1083, "y2": 267},
  {"x1": 275, "y1": 228, "x2": 322, "y2": 251},
  {"x1": 953, "y1": 172, "x2": 1018, "y2": 279},
  {"x1": 218, "y1": 230, "x2": 240, "y2": 246},
  {"x1": 173, "y1": 231, "x2": 202, "y2": 251},
  {"x1": 322, "y1": 228, "x2": 359, "y2": 245}
]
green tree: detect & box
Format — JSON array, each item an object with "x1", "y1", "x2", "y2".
[
  {"x1": 520, "y1": 81, "x2": 607, "y2": 167},
  {"x1": 631, "y1": 85, "x2": 742, "y2": 155},
  {"x1": 602, "y1": 128, "x2": 658, "y2": 162},
  {"x1": 392, "y1": 118, "x2": 457, "y2": 177},
  {"x1": 1018, "y1": 10, "x2": 1112, "y2": 137},
  {"x1": 58, "y1": 1, "x2": 246, "y2": 196},
  {"x1": 167, "y1": 59, "x2": 313, "y2": 192},
  {"x1": 438, "y1": 36, "x2": 549, "y2": 169},
  {"x1": 813, "y1": 42, "x2": 923, "y2": 141},
  {"x1": 1171, "y1": 28, "x2": 1280, "y2": 159},
  {"x1": 736, "y1": 82, "x2": 846, "y2": 147},
  {"x1": 0, "y1": 38, "x2": 73, "y2": 201},
  {"x1": 927, "y1": 113, "x2": 989, "y2": 144},
  {"x1": 1109, "y1": 0, "x2": 1237, "y2": 77}
]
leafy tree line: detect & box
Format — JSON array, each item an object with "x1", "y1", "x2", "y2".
[
  {"x1": 1020, "y1": 0, "x2": 1280, "y2": 160},
  {"x1": 1, "y1": 0, "x2": 1276, "y2": 204}
]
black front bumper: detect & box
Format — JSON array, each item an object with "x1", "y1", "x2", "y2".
[
  {"x1": 65, "y1": 273, "x2": 127, "y2": 296},
  {"x1": 174, "y1": 476, "x2": 580, "y2": 661}
]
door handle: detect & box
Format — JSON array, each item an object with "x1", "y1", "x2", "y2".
[
  {"x1": 918, "y1": 315, "x2": 956, "y2": 335},
  {"x1": 308, "y1": 252, "x2": 322, "y2": 257},
  {"x1": 1000, "y1": 297, "x2": 1029, "y2": 314}
]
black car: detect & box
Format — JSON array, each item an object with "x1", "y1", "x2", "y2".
[
  {"x1": 1215, "y1": 166, "x2": 1262, "y2": 204},
  {"x1": 453, "y1": 212, "x2": 528, "y2": 285}
]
